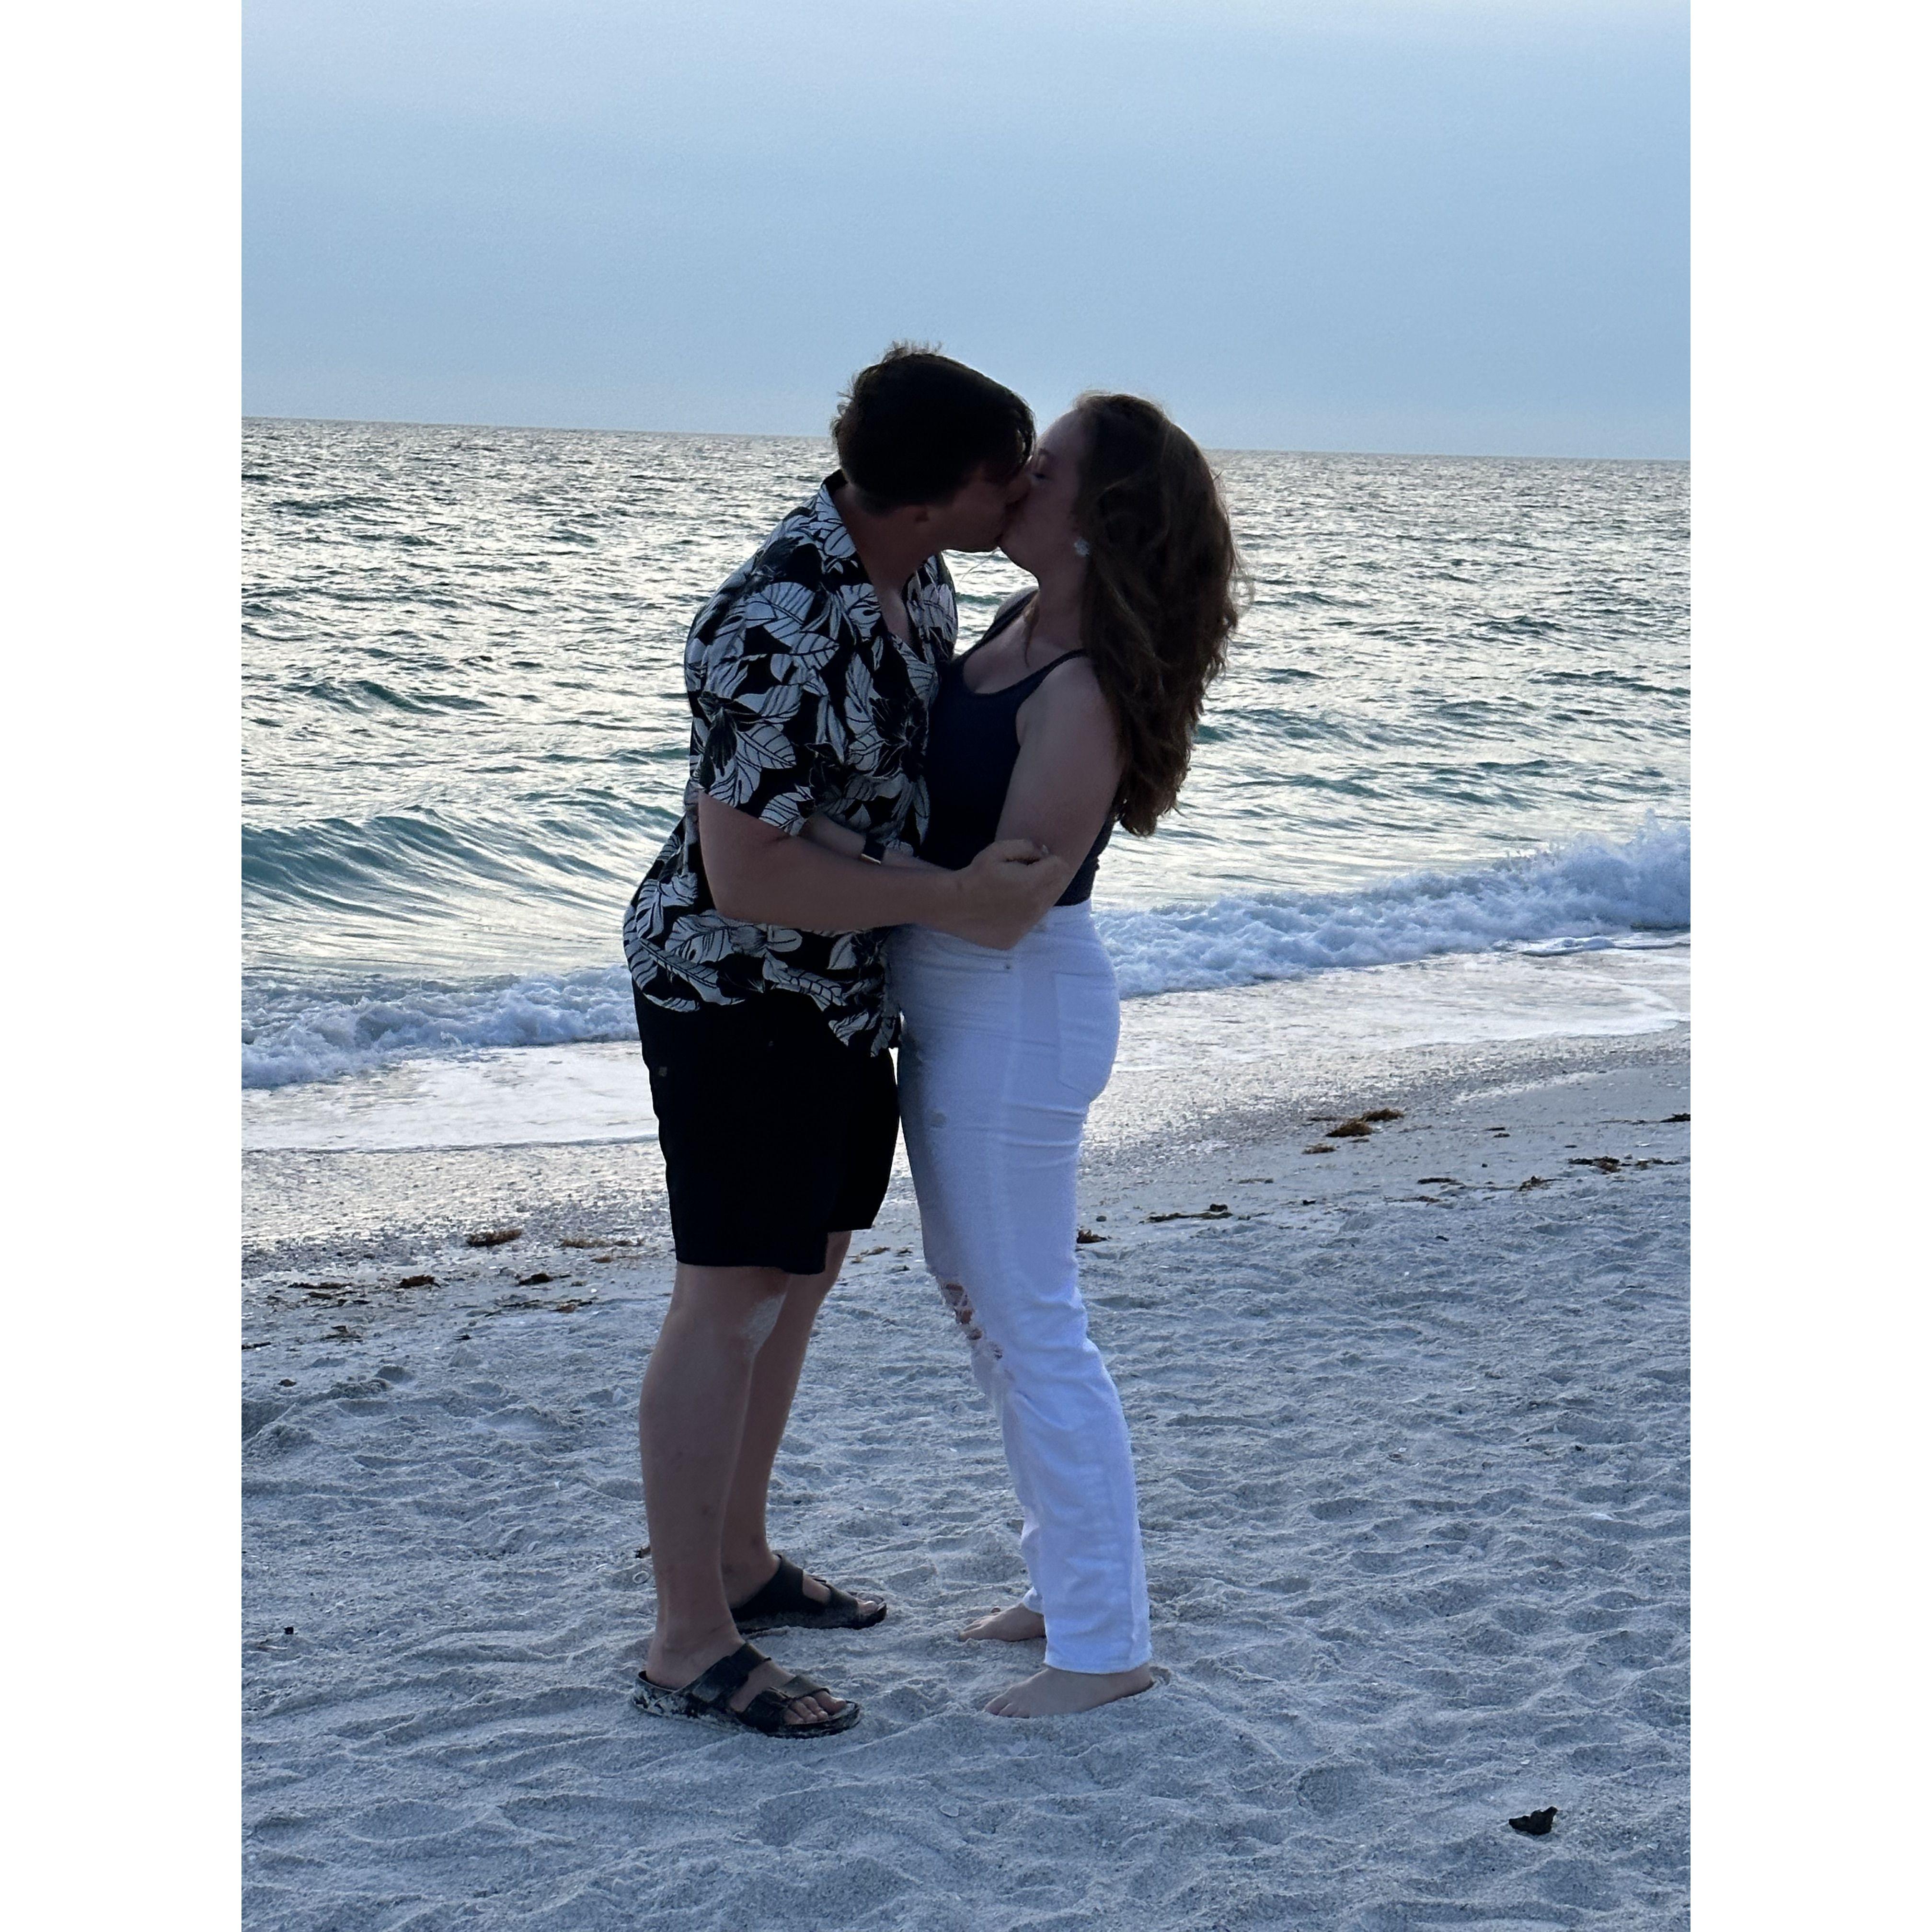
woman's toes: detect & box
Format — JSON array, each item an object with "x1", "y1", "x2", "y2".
[{"x1": 962, "y1": 1604, "x2": 1047, "y2": 1643}]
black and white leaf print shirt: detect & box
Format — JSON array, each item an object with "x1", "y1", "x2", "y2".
[{"x1": 623, "y1": 475, "x2": 957, "y2": 1052}]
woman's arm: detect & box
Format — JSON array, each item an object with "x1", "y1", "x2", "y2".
[
  {"x1": 697, "y1": 795, "x2": 1059, "y2": 946},
  {"x1": 996, "y1": 658, "x2": 1124, "y2": 892}
]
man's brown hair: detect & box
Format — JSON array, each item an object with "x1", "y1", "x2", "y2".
[{"x1": 832, "y1": 344, "x2": 1034, "y2": 511}]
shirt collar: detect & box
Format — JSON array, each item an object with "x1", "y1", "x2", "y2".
[
  {"x1": 808, "y1": 469, "x2": 950, "y2": 648},
  {"x1": 806, "y1": 472, "x2": 862, "y2": 568}
]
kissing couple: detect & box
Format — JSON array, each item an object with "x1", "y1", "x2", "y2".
[{"x1": 622, "y1": 345, "x2": 1242, "y2": 1735}]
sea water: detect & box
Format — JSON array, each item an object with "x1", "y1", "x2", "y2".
[{"x1": 242, "y1": 420, "x2": 1686, "y2": 1147}]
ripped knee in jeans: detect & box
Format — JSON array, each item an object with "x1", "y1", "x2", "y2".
[{"x1": 937, "y1": 1280, "x2": 1002, "y2": 1358}]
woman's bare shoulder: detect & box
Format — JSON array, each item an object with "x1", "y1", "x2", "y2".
[
  {"x1": 1035, "y1": 649, "x2": 1105, "y2": 702},
  {"x1": 1019, "y1": 653, "x2": 1120, "y2": 751}
]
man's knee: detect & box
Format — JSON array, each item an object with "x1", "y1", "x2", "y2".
[
  {"x1": 788, "y1": 1230, "x2": 852, "y2": 1299},
  {"x1": 667, "y1": 1263, "x2": 791, "y2": 1347}
]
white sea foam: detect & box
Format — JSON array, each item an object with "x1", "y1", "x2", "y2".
[
  {"x1": 1097, "y1": 817, "x2": 1688, "y2": 998},
  {"x1": 242, "y1": 969, "x2": 640, "y2": 1092},
  {"x1": 242, "y1": 821, "x2": 1687, "y2": 1089}
]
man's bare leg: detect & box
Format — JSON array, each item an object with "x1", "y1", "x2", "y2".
[
  {"x1": 718, "y1": 1233, "x2": 884, "y2": 1618},
  {"x1": 637, "y1": 1261, "x2": 842, "y2": 1725}
]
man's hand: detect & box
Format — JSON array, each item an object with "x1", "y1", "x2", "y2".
[{"x1": 949, "y1": 839, "x2": 1073, "y2": 948}]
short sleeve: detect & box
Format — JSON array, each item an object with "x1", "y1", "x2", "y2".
[{"x1": 689, "y1": 571, "x2": 844, "y2": 831}]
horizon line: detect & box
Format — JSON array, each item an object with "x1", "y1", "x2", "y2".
[{"x1": 241, "y1": 412, "x2": 1689, "y2": 467}]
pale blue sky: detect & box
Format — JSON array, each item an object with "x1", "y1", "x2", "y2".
[{"x1": 244, "y1": 0, "x2": 1687, "y2": 458}]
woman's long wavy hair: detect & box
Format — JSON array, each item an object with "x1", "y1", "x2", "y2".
[{"x1": 1070, "y1": 394, "x2": 1245, "y2": 836}]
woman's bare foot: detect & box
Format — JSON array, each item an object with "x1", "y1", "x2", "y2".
[
  {"x1": 960, "y1": 1603, "x2": 1046, "y2": 1643},
  {"x1": 985, "y1": 1664, "x2": 1155, "y2": 1717}
]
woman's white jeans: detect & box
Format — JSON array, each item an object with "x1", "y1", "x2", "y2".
[{"x1": 890, "y1": 904, "x2": 1152, "y2": 1674}]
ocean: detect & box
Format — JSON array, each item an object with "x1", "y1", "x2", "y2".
[{"x1": 242, "y1": 419, "x2": 1687, "y2": 1145}]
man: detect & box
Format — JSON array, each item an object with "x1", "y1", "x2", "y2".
[{"x1": 623, "y1": 346, "x2": 1061, "y2": 1735}]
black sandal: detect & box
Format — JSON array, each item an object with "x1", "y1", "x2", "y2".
[
  {"x1": 632, "y1": 1641, "x2": 859, "y2": 1737},
  {"x1": 729, "y1": 1554, "x2": 887, "y2": 1634}
]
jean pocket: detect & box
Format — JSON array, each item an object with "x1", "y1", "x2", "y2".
[{"x1": 1053, "y1": 971, "x2": 1120, "y2": 1104}]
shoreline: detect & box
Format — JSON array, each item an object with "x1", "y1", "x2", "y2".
[
  {"x1": 244, "y1": 1027, "x2": 1687, "y2": 1929},
  {"x1": 242, "y1": 943, "x2": 1687, "y2": 1278}
]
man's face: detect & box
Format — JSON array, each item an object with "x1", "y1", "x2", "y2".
[{"x1": 927, "y1": 458, "x2": 1035, "y2": 553}]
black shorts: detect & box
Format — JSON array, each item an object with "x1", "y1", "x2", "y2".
[{"x1": 633, "y1": 984, "x2": 899, "y2": 1277}]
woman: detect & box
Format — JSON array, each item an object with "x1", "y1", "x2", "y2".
[{"x1": 815, "y1": 392, "x2": 1241, "y2": 1716}]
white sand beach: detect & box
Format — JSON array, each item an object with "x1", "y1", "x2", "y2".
[{"x1": 243, "y1": 963, "x2": 1688, "y2": 1930}]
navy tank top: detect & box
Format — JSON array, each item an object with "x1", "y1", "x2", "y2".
[{"x1": 918, "y1": 596, "x2": 1114, "y2": 906}]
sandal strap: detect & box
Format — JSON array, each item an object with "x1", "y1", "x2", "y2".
[
  {"x1": 635, "y1": 1642, "x2": 857, "y2": 1736},
  {"x1": 736, "y1": 1554, "x2": 862, "y2": 1620},
  {"x1": 770, "y1": 1671, "x2": 831, "y2": 1701},
  {"x1": 738, "y1": 1683, "x2": 843, "y2": 1734},
  {"x1": 730, "y1": 1554, "x2": 808, "y2": 1621},
  {"x1": 813, "y1": 1578, "x2": 863, "y2": 1616},
  {"x1": 678, "y1": 1641, "x2": 769, "y2": 1711},
  {"x1": 728, "y1": 1552, "x2": 884, "y2": 1631}
]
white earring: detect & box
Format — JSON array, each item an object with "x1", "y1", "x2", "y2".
[{"x1": 1073, "y1": 537, "x2": 1091, "y2": 558}]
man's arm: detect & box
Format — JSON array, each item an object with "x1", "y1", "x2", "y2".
[
  {"x1": 698, "y1": 794, "x2": 1070, "y2": 949},
  {"x1": 797, "y1": 814, "x2": 929, "y2": 868}
]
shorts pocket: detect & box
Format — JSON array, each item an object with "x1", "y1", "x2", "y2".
[{"x1": 1053, "y1": 971, "x2": 1120, "y2": 1104}]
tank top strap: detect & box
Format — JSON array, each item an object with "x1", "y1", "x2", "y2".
[
  {"x1": 954, "y1": 593, "x2": 1088, "y2": 699},
  {"x1": 1002, "y1": 649, "x2": 1088, "y2": 698},
  {"x1": 956, "y1": 589, "x2": 1037, "y2": 668}
]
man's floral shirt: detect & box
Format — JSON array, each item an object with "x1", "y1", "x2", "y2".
[{"x1": 623, "y1": 476, "x2": 956, "y2": 1052}]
